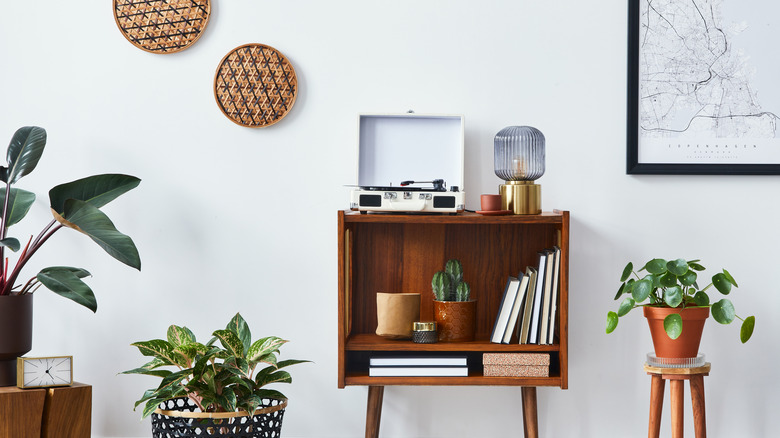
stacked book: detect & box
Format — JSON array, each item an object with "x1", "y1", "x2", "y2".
[
  {"x1": 483, "y1": 353, "x2": 550, "y2": 377},
  {"x1": 489, "y1": 246, "x2": 561, "y2": 345},
  {"x1": 368, "y1": 356, "x2": 468, "y2": 377}
]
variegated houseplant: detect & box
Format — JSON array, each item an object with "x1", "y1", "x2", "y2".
[{"x1": 123, "y1": 312, "x2": 309, "y2": 419}]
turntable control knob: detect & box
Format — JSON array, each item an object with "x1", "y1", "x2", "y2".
[{"x1": 450, "y1": 186, "x2": 459, "y2": 192}]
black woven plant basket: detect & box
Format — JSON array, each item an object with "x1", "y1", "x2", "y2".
[{"x1": 151, "y1": 397, "x2": 286, "y2": 438}]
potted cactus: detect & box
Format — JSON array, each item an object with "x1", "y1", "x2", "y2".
[{"x1": 432, "y1": 259, "x2": 476, "y2": 342}]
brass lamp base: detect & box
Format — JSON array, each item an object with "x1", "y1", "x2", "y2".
[{"x1": 500, "y1": 181, "x2": 541, "y2": 215}]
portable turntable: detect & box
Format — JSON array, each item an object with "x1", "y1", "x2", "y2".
[{"x1": 349, "y1": 113, "x2": 465, "y2": 213}]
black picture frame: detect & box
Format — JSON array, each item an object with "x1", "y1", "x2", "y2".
[{"x1": 626, "y1": 0, "x2": 780, "y2": 175}]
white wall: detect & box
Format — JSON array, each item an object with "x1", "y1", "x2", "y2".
[{"x1": 1, "y1": 1, "x2": 777, "y2": 437}]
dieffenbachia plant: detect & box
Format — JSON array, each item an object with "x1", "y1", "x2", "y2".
[
  {"x1": 606, "y1": 258, "x2": 755, "y2": 343},
  {"x1": 0, "y1": 126, "x2": 141, "y2": 311}
]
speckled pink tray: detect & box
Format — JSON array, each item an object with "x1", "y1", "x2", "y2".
[
  {"x1": 484, "y1": 365, "x2": 549, "y2": 377},
  {"x1": 483, "y1": 353, "x2": 550, "y2": 366}
]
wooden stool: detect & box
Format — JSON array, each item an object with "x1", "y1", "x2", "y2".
[{"x1": 645, "y1": 363, "x2": 710, "y2": 438}]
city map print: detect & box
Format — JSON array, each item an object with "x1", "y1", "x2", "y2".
[{"x1": 637, "y1": 0, "x2": 780, "y2": 165}]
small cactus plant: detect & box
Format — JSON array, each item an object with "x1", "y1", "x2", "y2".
[{"x1": 432, "y1": 259, "x2": 471, "y2": 301}]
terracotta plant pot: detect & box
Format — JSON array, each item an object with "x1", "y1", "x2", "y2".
[
  {"x1": 0, "y1": 294, "x2": 33, "y2": 386},
  {"x1": 434, "y1": 300, "x2": 476, "y2": 342},
  {"x1": 644, "y1": 306, "x2": 709, "y2": 359}
]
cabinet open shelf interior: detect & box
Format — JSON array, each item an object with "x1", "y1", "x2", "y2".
[{"x1": 337, "y1": 211, "x2": 569, "y2": 388}]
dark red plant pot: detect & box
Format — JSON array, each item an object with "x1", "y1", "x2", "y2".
[
  {"x1": 434, "y1": 300, "x2": 476, "y2": 342},
  {"x1": 0, "y1": 294, "x2": 33, "y2": 386},
  {"x1": 644, "y1": 305, "x2": 709, "y2": 359}
]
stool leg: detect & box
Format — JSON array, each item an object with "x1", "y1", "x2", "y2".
[
  {"x1": 690, "y1": 375, "x2": 707, "y2": 438},
  {"x1": 648, "y1": 375, "x2": 665, "y2": 438},
  {"x1": 670, "y1": 379, "x2": 684, "y2": 438}
]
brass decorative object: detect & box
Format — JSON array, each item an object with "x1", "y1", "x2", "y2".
[
  {"x1": 214, "y1": 44, "x2": 298, "y2": 128},
  {"x1": 114, "y1": 0, "x2": 211, "y2": 54}
]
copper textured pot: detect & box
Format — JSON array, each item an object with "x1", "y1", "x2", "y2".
[
  {"x1": 434, "y1": 300, "x2": 476, "y2": 342},
  {"x1": 644, "y1": 306, "x2": 709, "y2": 359},
  {"x1": 0, "y1": 294, "x2": 33, "y2": 386}
]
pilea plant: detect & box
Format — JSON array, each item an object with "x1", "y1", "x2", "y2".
[
  {"x1": 123, "y1": 313, "x2": 309, "y2": 419},
  {"x1": 432, "y1": 259, "x2": 471, "y2": 301},
  {"x1": 606, "y1": 258, "x2": 755, "y2": 343}
]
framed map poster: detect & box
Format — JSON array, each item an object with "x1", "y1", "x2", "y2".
[{"x1": 628, "y1": 0, "x2": 780, "y2": 174}]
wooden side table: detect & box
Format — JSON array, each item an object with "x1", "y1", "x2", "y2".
[
  {"x1": 0, "y1": 382, "x2": 91, "y2": 438},
  {"x1": 645, "y1": 363, "x2": 710, "y2": 438}
]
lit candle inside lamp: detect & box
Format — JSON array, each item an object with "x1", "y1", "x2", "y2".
[{"x1": 512, "y1": 157, "x2": 527, "y2": 179}]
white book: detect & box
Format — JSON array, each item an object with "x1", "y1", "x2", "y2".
[
  {"x1": 369, "y1": 366, "x2": 468, "y2": 377},
  {"x1": 518, "y1": 267, "x2": 537, "y2": 344},
  {"x1": 539, "y1": 249, "x2": 555, "y2": 345},
  {"x1": 502, "y1": 273, "x2": 530, "y2": 344},
  {"x1": 369, "y1": 356, "x2": 467, "y2": 367},
  {"x1": 528, "y1": 251, "x2": 549, "y2": 344},
  {"x1": 547, "y1": 246, "x2": 561, "y2": 344},
  {"x1": 490, "y1": 277, "x2": 521, "y2": 343}
]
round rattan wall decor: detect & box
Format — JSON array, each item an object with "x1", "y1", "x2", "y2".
[
  {"x1": 213, "y1": 44, "x2": 298, "y2": 128},
  {"x1": 114, "y1": 0, "x2": 211, "y2": 54}
]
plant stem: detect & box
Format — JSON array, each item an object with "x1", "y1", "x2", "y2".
[
  {"x1": 0, "y1": 181, "x2": 12, "y2": 287},
  {"x1": 0, "y1": 222, "x2": 62, "y2": 296}
]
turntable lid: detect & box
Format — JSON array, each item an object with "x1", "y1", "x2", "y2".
[{"x1": 357, "y1": 114, "x2": 464, "y2": 189}]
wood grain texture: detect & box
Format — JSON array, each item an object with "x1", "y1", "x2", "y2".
[
  {"x1": 648, "y1": 374, "x2": 665, "y2": 438},
  {"x1": 690, "y1": 375, "x2": 707, "y2": 438},
  {"x1": 0, "y1": 386, "x2": 46, "y2": 438},
  {"x1": 670, "y1": 379, "x2": 685, "y2": 438},
  {"x1": 365, "y1": 386, "x2": 384, "y2": 438},
  {"x1": 521, "y1": 387, "x2": 538, "y2": 438},
  {"x1": 42, "y1": 382, "x2": 91, "y2": 438}
]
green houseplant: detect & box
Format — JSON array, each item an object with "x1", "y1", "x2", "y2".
[
  {"x1": 0, "y1": 126, "x2": 140, "y2": 385},
  {"x1": 432, "y1": 259, "x2": 476, "y2": 342},
  {"x1": 606, "y1": 258, "x2": 755, "y2": 357},
  {"x1": 123, "y1": 313, "x2": 308, "y2": 436}
]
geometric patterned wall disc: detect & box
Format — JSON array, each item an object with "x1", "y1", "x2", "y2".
[
  {"x1": 114, "y1": 0, "x2": 210, "y2": 54},
  {"x1": 213, "y1": 44, "x2": 298, "y2": 128}
]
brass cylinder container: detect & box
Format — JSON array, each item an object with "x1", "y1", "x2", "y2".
[{"x1": 500, "y1": 181, "x2": 541, "y2": 215}]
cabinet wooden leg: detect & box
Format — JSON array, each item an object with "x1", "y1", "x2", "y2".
[
  {"x1": 690, "y1": 375, "x2": 707, "y2": 438},
  {"x1": 648, "y1": 374, "x2": 665, "y2": 438},
  {"x1": 365, "y1": 386, "x2": 384, "y2": 438},
  {"x1": 670, "y1": 379, "x2": 684, "y2": 438},
  {"x1": 521, "y1": 387, "x2": 538, "y2": 438}
]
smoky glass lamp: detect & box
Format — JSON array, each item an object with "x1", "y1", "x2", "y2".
[{"x1": 494, "y1": 126, "x2": 545, "y2": 215}]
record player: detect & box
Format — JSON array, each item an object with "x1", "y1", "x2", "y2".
[{"x1": 349, "y1": 113, "x2": 466, "y2": 213}]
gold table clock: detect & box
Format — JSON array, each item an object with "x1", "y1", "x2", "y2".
[{"x1": 16, "y1": 356, "x2": 73, "y2": 388}]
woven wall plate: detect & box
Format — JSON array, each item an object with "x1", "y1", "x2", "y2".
[
  {"x1": 114, "y1": 0, "x2": 211, "y2": 54},
  {"x1": 214, "y1": 44, "x2": 298, "y2": 128}
]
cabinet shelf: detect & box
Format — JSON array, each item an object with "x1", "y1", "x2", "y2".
[{"x1": 337, "y1": 210, "x2": 569, "y2": 390}]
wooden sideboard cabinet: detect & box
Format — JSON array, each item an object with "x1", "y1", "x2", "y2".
[
  {"x1": 0, "y1": 382, "x2": 91, "y2": 438},
  {"x1": 337, "y1": 210, "x2": 569, "y2": 437}
]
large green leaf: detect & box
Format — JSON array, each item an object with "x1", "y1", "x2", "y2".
[
  {"x1": 256, "y1": 370, "x2": 292, "y2": 387},
  {"x1": 692, "y1": 291, "x2": 710, "y2": 306},
  {"x1": 227, "y1": 313, "x2": 252, "y2": 355},
  {"x1": 55, "y1": 199, "x2": 141, "y2": 270},
  {"x1": 36, "y1": 266, "x2": 96, "y2": 312},
  {"x1": 663, "y1": 286, "x2": 683, "y2": 308},
  {"x1": 712, "y1": 299, "x2": 736, "y2": 324},
  {"x1": 666, "y1": 259, "x2": 688, "y2": 276},
  {"x1": 614, "y1": 282, "x2": 626, "y2": 300},
  {"x1": 0, "y1": 187, "x2": 35, "y2": 227},
  {"x1": 48, "y1": 174, "x2": 140, "y2": 214},
  {"x1": 740, "y1": 316, "x2": 755, "y2": 343},
  {"x1": 722, "y1": 269, "x2": 739, "y2": 287},
  {"x1": 663, "y1": 314, "x2": 683, "y2": 340},
  {"x1": 3, "y1": 126, "x2": 46, "y2": 184},
  {"x1": 645, "y1": 259, "x2": 668, "y2": 275},
  {"x1": 631, "y1": 278, "x2": 653, "y2": 302},
  {"x1": 680, "y1": 270, "x2": 697, "y2": 287},
  {"x1": 712, "y1": 273, "x2": 732, "y2": 295},
  {"x1": 620, "y1": 262, "x2": 633, "y2": 282},
  {"x1": 606, "y1": 311, "x2": 618, "y2": 334},
  {"x1": 659, "y1": 272, "x2": 678, "y2": 288},
  {"x1": 120, "y1": 367, "x2": 172, "y2": 378}
]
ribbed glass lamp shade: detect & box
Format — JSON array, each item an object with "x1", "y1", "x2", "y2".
[{"x1": 494, "y1": 126, "x2": 545, "y2": 181}]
